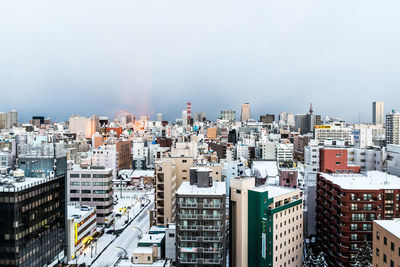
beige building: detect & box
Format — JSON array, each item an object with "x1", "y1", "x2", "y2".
[
  {"x1": 207, "y1": 127, "x2": 218, "y2": 139},
  {"x1": 248, "y1": 185, "x2": 303, "y2": 267},
  {"x1": 230, "y1": 177, "x2": 255, "y2": 267},
  {"x1": 241, "y1": 103, "x2": 251, "y2": 122},
  {"x1": 373, "y1": 219, "x2": 400, "y2": 267},
  {"x1": 373, "y1": 101, "x2": 384, "y2": 124},
  {"x1": 155, "y1": 159, "x2": 177, "y2": 225},
  {"x1": 69, "y1": 115, "x2": 100, "y2": 139}
]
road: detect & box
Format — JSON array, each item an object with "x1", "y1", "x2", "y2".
[{"x1": 91, "y1": 201, "x2": 154, "y2": 267}]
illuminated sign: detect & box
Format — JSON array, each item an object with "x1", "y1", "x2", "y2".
[
  {"x1": 314, "y1": 125, "x2": 331, "y2": 129},
  {"x1": 74, "y1": 223, "x2": 78, "y2": 244},
  {"x1": 261, "y1": 219, "x2": 266, "y2": 259},
  {"x1": 180, "y1": 247, "x2": 197, "y2": 253}
]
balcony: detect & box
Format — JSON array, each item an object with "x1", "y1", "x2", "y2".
[
  {"x1": 204, "y1": 258, "x2": 222, "y2": 264},
  {"x1": 203, "y1": 225, "x2": 221, "y2": 231},
  {"x1": 157, "y1": 184, "x2": 164, "y2": 191},
  {"x1": 179, "y1": 258, "x2": 197, "y2": 264},
  {"x1": 201, "y1": 203, "x2": 222, "y2": 209},
  {"x1": 180, "y1": 203, "x2": 198, "y2": 208},
  {"x1": 180, "y1": 225, "x2": 197, "y2": 231},
  {"x1": 202, "y1": 214, "x2": 221, "y2": 220},
  {"x1": 179, "y1": 214, "x2": 198, "y2": 220}
]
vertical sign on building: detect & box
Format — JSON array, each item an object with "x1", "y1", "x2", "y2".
[{"x1": 261, "y1": 219, "x2": 266, "y2": 259}]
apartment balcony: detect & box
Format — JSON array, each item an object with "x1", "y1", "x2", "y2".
[
  {"x1": 156, "y1": 208, "x2": 164, "y2": 215},
  {"x1": 180, "y1": 203, "x2": 198, "y2": 208},
  {"x1": 180, "y1": 225, "x2": 198, "y2": 231},
  {"x1": 156, "y1": 200, "x2": 164, "y2": 207},
  {"x1": 200, "y1": 214, "x2": 221, "y2": 220},
  {"x1": 179, "y1": 258, "x2": 197, "y2": 264},
  {"x1": 339, "y1": 243, "x2": 349, "y2": 253},
  {"x1": 204, "y1": 258, "x2": 223, "y2": 264},
  {"x1": 157, "y1": 192, "x2": 164, "y2": 199},
  {"x1": 201, "y1": 203, "x2": 222, "y2": 209},
  {"x1": 179, "y1": 214, "x2": 198, "y2": 220},
  {"x1": 203, "y1": 225, "x2": 221, "y2": 231},
  {"x1": 339, "y1": 234, "x2": 350, "y2": 243}
]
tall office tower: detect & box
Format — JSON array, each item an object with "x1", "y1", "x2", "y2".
[
  {"x1": 229, "y1": 177, "x2": 255, "y2": 267},
  {"x1": 0, "y1": 170, "x2": 66, "y2": 267},
  {"x1": 155, "y1": 159, "x2": 177, "y2": 225},
  {"x1": 294, "y1": 114, "x2": 308, "y2": 134},
  {"x1": 8, "y1": 110, "x2": 17, "y2": 128},
  {"x1": 175, "y1": 168, "x2": 226, "y2": 267},
  {"x1": 68, "y1": 165, "x2": 114, "y2": 225},
  {"x1": 248, "y1": 185, "x2": 303, "y2": 267},
  {"x1": 316, "y1": 171, "x2": 400, "y2": 266},
  {"x1": 0, "y1": 112, "x2": 8, "y2": 129},
  {"x1": 69, "y1": 115, "x2": 100, "y2": 139},
  {"x1": 221, "y1": 110, "x2": 236, "y2": 121},
  {"x1": 157, "y1": 113, "x2": 163, "y2": 122},
  {"x1": 193, "y1": 112, "x2": 206, "y2": 122},
  {"x1": 372, "y1": 101, "x2": 384, "y2": 124},
  {"x1": 241, "y1": 103, "x2": 250, "y2": 122},
  {"x1": 287, "y1": 113, "x2": 295, "y2": 127},
  {"x1": 182, "y1": 110, "x2": 187, "y2": 127},
  {"x1": 385, "y1": 110, "x2": 400, "y2": 145}
]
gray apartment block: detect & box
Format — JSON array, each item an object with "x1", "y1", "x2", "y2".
[
  {"x1": 67, "y1": 165, "x2": 114, "y2": 225},
  {"x1": 175, "y1": 168, "x2": 226, "y2": 266}
]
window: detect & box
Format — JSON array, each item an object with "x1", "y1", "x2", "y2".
[
  {"x1": 70, "y1": 174, "x2": 79, "y2": 178},
  {"x1": 351, "y1": 234, "x2": 358, "y2": 241},
  {"x1": 335, "y1": 162, "x2": 341, "y2": 165},
  {"x1": 81, "y1": 182, "x2": 91, "y2": 186},
  {"x1": 70, "y1": 190, "x2": 79, "y2": 194},
  {"x1": 82, "y1": 190, "x2": 91, "y2": 194},
  {"x1": 351, "y1": 204, "x2": 358, "y2": 211},
  {"x1": 391, "y1": 242, "x2": 395, "y2": 251},
  {"x1": 384, "y1": 237, "x2": 387, "y2": 245},
  {"x1": 70, "y1": 182, "x2": 80, "y2": 186},
  {"x1": 376, "y1": 231, "x2": 380, "y2": 240},
  {"x1": 350, "y1": 224, "x2": 357, "y2": 231},
  {"x1": 383, "y1": 254, "x2": 387, "y2": 263},
  {"x1": 81, "y1": 174, "x2": 91, "y2": 178},
  {"x1": 376, "y1": 248, "x2": 379, "y2": 256}
]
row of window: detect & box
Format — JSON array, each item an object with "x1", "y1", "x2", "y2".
[
  {"x1": 70, "y1": 181, "x2": 112, "y2": 187},
  {"x1": 69, "y1": 173, "x2": 112, "y2": 178}
]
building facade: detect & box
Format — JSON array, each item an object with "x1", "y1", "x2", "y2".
[{"x1": 316, "y1": 172, "x2": 400, "y2": 266}]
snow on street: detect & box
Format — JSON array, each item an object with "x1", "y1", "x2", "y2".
[{"x1": 69, "y1": 188, "x2": 154, "y2": 266}]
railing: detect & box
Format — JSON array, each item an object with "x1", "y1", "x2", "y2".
[
  {"x1": 180, "y1": 203, "x2": 198, "y2": 208},
  {"x1": 203, "y1": 215, "x2": 221, "y2": 220},
  {"x1": 180, "y1": 214, "x2": 198, "y2": 219},
  {"x1": 180, "y1": 225, "x2": 197, "y2": 230},
  {"x1": 203, "y1": 203, "x2": 221, "y2": 208}
]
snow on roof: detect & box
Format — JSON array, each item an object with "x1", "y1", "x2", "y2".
[
  {"x1": 131, "y1": 170, "x2": 155, "y2": 177},
  {"x1": 251, "y1": 185, "x2": 298, "y2": 198},
  {"x1": 138, "y1": 233, "x2": 165, "y2": 245},
  {"x1": 321, "y1": 171, "x2": 400, "y2": 190},
  {"x1": 67, "y1": 204, "x2": 94, "y2": 220},
  {"x1": 374, "y1": 219, "x2": 400, "y2": 238},
  {"x1": 252, "y1": 161, "x2": 278, "y2": 178},
  {"x1": 133, "y1": 246, "x2": 153, "y2": 254},
  {"x1": 176, "y1": 181, "x2": 226, "y2": 196}
]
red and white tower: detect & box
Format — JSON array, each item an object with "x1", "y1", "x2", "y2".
[{"x1": 186, "y1": 102, "x2": 192, "y2": 122}]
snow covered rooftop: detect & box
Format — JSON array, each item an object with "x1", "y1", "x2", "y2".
[
  {"x1": 176, "y1": 181, "x2": 226, "y2": 196},
  {"x1": 251, "y1": 185, "x2": 298, "y2": 198},
  {"x1": 320, "y1": 171, "x2": 400, "y2": 190},
  {"x1": 374, "y1": 219, "x2": 400, "y2": 238},
  {"x1": 252, "y1": 161, "x2": 278, "y2": 178}
]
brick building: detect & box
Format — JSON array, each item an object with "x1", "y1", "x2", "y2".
[{"x1": 316, "y1": 171, "x2": 400, "y2": 266}]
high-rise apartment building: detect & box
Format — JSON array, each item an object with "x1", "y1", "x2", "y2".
[
  {"x1": 372, "y1": 101, "x2": 384, "y2": 124},
  {"x1": 0, "y1": 170, "x2": 66, "y2": 267},
  {"x1": 155, "y1": 159, "x2": 177, "y2": 225},
  {"x1": 220, "y1": 110, "x2": 236, "y2": 121},
  {"x1": 9, "y1": 110, "x2": 17, "y2": 128},
  {"x1": 248, "y1": 185, "x2": 303, "y2": 267},
  {"x1": 241, "y1": 103, "x2": 250, "y2": 122},
  {"x1": 175, "y1": 168, "x2": 226, "y2": 267},
  {"x1": 316, "y1": 171, "x2": 400, "y2": 266},
  {"x1": 229, "y1": 177, "x2": 255, "y2": 267},
  {"x1": 67, "y1": 165, "x2": 114, "y2": 225},
  {"x1": 386, "y1": 110, "x2": 400, "y2": 145}
]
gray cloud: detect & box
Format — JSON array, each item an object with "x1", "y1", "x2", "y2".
[{"x1": 0, "y1": 0, "x2": 399, "y2": 122}]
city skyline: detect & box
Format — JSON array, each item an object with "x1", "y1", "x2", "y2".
[{"x1": 1, "y1": 0, "x2": 400, "y2": 122}]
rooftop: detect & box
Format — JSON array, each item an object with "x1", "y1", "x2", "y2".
[
  {"x1": 0, "y1": 175, "x2": 63, "y2": 192},
  {"x1": 374, "y1": 219, "x2": 400, "y2": 239},
  {"x1": 176, "y1": 181, "x2": 226, "y2": 196},
  {"x1": 67, "y1": 204, "x2": 95, "y2": 220},
  {"x1": 320, "y1": 171, "x2": 400, "y2": 190},
  {"x1": 250, "y1": 185, "x2": 298, "y2": 198}
]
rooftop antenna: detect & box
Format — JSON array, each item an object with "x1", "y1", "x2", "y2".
[
  {"x1": 358, "y1": 111, "x2": 361, "y2": 125},
  {"x1": 309, "y1": 103, "x2": 313, "y2": 115}
]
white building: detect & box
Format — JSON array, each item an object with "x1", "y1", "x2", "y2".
[
  {"x1": 69, "y1": 115, "x2": 100, "y2": 139},
  {"x1": 276, "y1": 143, "x2": 293, "y2": 164},
  {"x1": 260, "y1": 142, "x2": 277, "y2": 160},
  {"x1": 67, "y1": 203, "x2": 97, "y2": 260},
  {"x1": 372, "y1": 101, "x2": 384, "y2": 124},
  {"x1": 314, "y1": 124, "x2": 353, "y2": 144},
  {"x1": 386, "y1": 110, "x2": 400, "y2": 145}
]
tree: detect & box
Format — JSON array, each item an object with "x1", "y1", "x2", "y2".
[
  {"x1": 354, "y1": 240, "x2": 372, "y2": 267},
  {"x1": 315, "y1": 252, "x2": 328, "y2": 267}
]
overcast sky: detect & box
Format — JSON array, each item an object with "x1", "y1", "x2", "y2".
[{"x1": 1, "y1": 0, "x2": 400, "y2": 123}]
